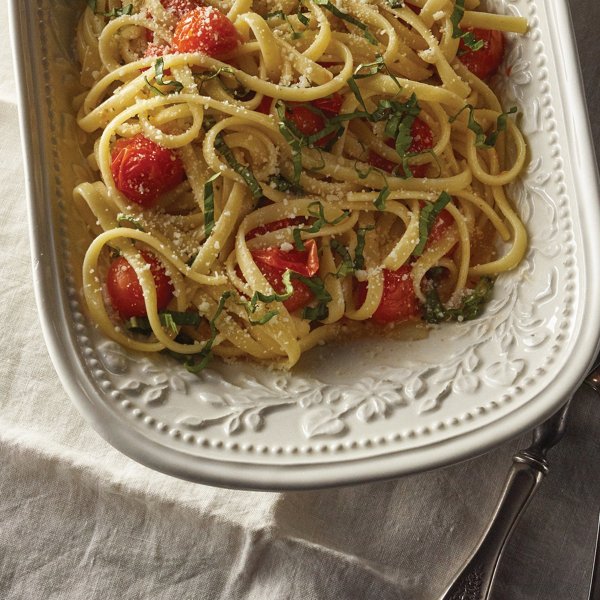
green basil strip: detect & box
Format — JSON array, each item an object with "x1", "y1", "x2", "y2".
[
  {"x1": 413, "y1": 191, "x2": 452, "y2": 256},
  {"x1": 214, "y1": 133, "x2": 263, "y2": 199},
  {"x1": 292, "y1": 202, "x2": 350, "y2": 250},
  {"x1": 330, "y1": 239, "x2": 355, "y2": 278},
  {"x1": 450, "y1": 105, "x2": 516, "y2": 148},
  {"x1": 450, "y1": 0, "x2": 485, "y2": 51},
  {"x1": 313, "y1": 0, "x2": 378, "y2": 45},
  {"x1": 249, "y1": 270, "x2": 295, "y2": 309},
  {"x1": 354, "y1": 226, "x2": 374, "y2": 270},
  {"x1": 291, "y1": 274, "x2": 332, "y2": 321},
  {"x1": 267, "y1": 174, "x2": 304, "y2": 195},
  {"x1": 275, "y1": 101, "x2": 304, "y2": 185},
  {"x1": 296, "y1": 5, "x2": 310, "y2": 25},
  {"x1": 386, "y1": 0, "x2": 405, "y2": 7},
  {"x1": 154, "y1": 57, "x2": 183, "y2": 93},
  {"x1": 423, "y1": 276, "x2": 494, "y2": 323},
  {"x1": 203, "y1": 172, "x2": 220, "y2": 238},
  {"x1": 184, "y1": 292, "x2": 232, "y2": 373},
  {"x1": 104, "y1": 3, "x2": 133, "y2": 18},
  {"x1": 126, "y1": 310, "x2": 202, "y2": 333},
  {"x1": 374, "y1": 185, "x2": 390, "y2": 210},
  {"x1": 116, "y1": 213, "x2": 145, "y2": 231}
]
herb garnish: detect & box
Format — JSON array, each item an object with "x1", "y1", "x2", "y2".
[
  {"x1": 145, "y1": 57, "x2": 183, "y2": 96},
  {"x1": 449, "y1": 105, "x2": 517, "y2": 148},
  {"x1": 413, "y1": 191, "x2": 452, "y2": 256},
  {"x1": 292, "y1": 202, "x2": 351, "y2": 250},
  {"x1": 423, "y1": 276, "x2": 494, "y2": 323},
  {"x1": 450, "y1": 0, "x2": 485, "y2": 51},
  {"x1": 313, "y1": 0, "x2": 379, "y2": 45},
  {"x1": 214, "y1": 133, "x2": 263, "y2": 200},
  {"x1": 203, "y1": 173, "x2": 220, "y2": 238}
]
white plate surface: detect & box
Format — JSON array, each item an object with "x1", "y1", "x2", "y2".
[{"x1": 10, "y1": 0, "x2": 600, "y2": 489}]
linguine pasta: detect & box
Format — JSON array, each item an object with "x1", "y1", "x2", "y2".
[{"x1": 74, "y1": 0, "x2": 528, "y2": 370}]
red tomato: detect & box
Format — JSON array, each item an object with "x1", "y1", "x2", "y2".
[
  {"x1": 286, "y1": 95, "x2": 343, "y2": 148},
  {"x1": 368, "y1": 117, "x2": 433, "y2": 177},
  {"x1": 459, "y1": 28, "x2": 504, "y2": 80},
  {"x1": 251, "y1": 239, "x2": 319, "y2": 313},
  {"x1": 161, "y1": 0, "x2": 204, "y2": 19},
  {"x1": 405, "y1": 3, "x2": 421, "y2": 14},
  {"x1": 172, "y1": 7, "x2": 239, "y2": 57},
  {"x1": 311, "y1": 93, "x2": 344, "y2": 116},
  {"x1": 355, "y1": 265, "x2": 420, "y2": 324},
  {"x1": 246, "y1": 217, "x2": 309, "y2": 240},
  {"x1": 144, "y1": 42, "x2": 170, "y2": 58},
  {"x1": 111, "y1": 135, "x2": 185, "y2": 208},
  {"x1": 427, "y1": 209, "x2": 454, "y2": 248},
  {"x1": 256, "y1": 95, "x2": 273, "y2": 115},
  {"x1": 107, "y1": 251, "x2": 174, "y2": 319}
]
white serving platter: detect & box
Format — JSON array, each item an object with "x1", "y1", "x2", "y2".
[{"x1": 10, "y1": 0, "x2": 600, "y2": 489}]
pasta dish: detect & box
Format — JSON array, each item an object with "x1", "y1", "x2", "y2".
[{"x1": 74, "y1": 0, "x2": 528, "y2": 370}]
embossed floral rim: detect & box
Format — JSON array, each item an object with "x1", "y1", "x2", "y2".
[{"x1": 10, "y1": 0, "x2": 600, "y2": 489}]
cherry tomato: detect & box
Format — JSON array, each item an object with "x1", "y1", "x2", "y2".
[
  {"x1": 161, "y1": 0, "x2": 204, "y2": 19},
  {"x1": 172, "y1": 7, "x2": 239, "y2": 58},
  {"x1": 144, "y1": 42, "x2": 170, "y2": 58},
  {"x1": 246, "y1": 217, "x2": 309, "y2": 240},
  {"x1": 107, "y1": 251, "x2": 174, "y2": 319},
  {"x1": 111, "y1": 135, "x2": 185, "y2": 208},
  {"x1": 286, "y1": 94, "x2": 343, "y2": 148},
  {"x1": 458, "y1": 28, "x2": 504, "y2": 80},
  {"x1": 251, "y1": 239, "x2": 319, "y2": 313},
  {"x1": 311, "y1": 93, "x2": 344, "y2": 116},
  {"x1": 355, "y1": 265, "x2": 420, "y2": 324},
  {"x1": 368, "y1": 117, "x2": 433, "y2": 178},
  {"x1": 426, "y1": 209, "x2": 454, "y2": 249},
  {"x1": 256, "y1": 95, "x2": 274, "y2": 115}
]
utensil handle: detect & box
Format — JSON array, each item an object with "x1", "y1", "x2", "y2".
[{"x1": 439, "y1": 461, "x2": 544, "y2": 600}]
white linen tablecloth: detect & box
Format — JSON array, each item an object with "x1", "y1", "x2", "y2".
[{"x1": 1, "y1": 1, "x2": 600, "y2": 598}]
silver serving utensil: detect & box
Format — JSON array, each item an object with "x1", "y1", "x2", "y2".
[{"x1": 439, "y1": 358, "x2": 600, "y2": 600}]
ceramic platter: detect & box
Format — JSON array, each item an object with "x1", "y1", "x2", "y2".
[{"x1": 10, "y1": 0, "x2": 600, "y2": 489}]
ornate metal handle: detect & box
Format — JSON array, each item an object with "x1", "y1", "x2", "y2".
[{"x1": 439, "y1": 357, "x2": 600, "y2": 600}]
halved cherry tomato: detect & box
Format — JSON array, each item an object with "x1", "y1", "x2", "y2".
[
  {"x1": 427, "y1": 209, "x2": 454, "y2": 249},
  {"x1": 144, "y1": 42, "x2": 171, "y2": 58},
  {"x1": 286, "y1": 94, "x2": 343, "y2": 148},
  {"x1": 368, "y1": 117, "x2": 434, "y2": 178},
  {"x1": 161, "y1": 0, "x2": 204, "y2": 18},
  {"x1": 311, "y1": 93, "x2": 344, "y2": 116},
  {"x1": 172, "y1": 7, "x2": 239, "y2": 57},
  {"x1": 107, "y1": 251, "x2": 174, "y2": 319},
  {"x1": 355, "y1": 265, "x2": 420, "y2": 324},
  {"x1": 251, "y1": 239, "x2": 319, "y2": 313},
  {"x1": 458, "y1": 28, "x2": 504, "y2": 80},
  {"x1": 111, "y1": 134, "x2": 185, "y2": 208},
  {"x1": 246, "y1": 217, "x2": 309, "y2": 240},
  {"x1": 256, "y1": 95, "x2": 274, "y2": 115}
]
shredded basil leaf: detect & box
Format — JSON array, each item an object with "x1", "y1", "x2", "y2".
[
  {"x1": 267, "y1": 174, "x2": 304, "y2": 195},
  {"x1": 450, "y1": 0, "x2": 485, "y2": 51},
  {"x1": 292, "y1": 202, "x2": 350, "y2": 250},
  {"x1": 214, "y1": 133, "x2": 263, "y2": 200},
  {"x1": 313, "y1": 0, "x2": 378, "y2": 45},
  {"x1": 386, "y1": 0, "x2": 405, "y2": 7},
  {"x1": 330, "y1": 240, "x2": 355, "y2": 278},
  {"x1": 275, "y1": 101, "x2": 304, "y2": 186},
  {"x1": 297, "y1": 5, "x2": 310, "y2": 25},
  {"x1": 423, "y1": 277, "x2": 494, "y2": 323},
  {"x1": 126, "y1": 310, "x2": 202, "y2": 334},
  {"x1": 116, "y1": 213, "x2": 145, "y2": 231},
  {"x1": 374, "y1": 185, "x2": 390, "y2": 210},
  {"x1": 203, "y1": 173, "x2": 220, "y2": 238},
  {"x1": 291, "y1": 274, "x2": 332, "y2": 321},
  {"x1": 413, "y1": 192, "x2": 452, "y2": 256},
  {"x1": 145, "y1": 57, "x2": 183, "y2": 96},
  {"x1": 450, "y1": 104, "x2": 517, "y2": 148},
  {"x1": 354, "y1": 226, "x2": 374, "y2": 270},
  {"x1": 104, "y1": 3, "x2": 133, "y2": 18}
]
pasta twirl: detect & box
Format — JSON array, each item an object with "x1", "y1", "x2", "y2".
[{"x1": 74, "y1": 0, "x2": 528, "y2": 370}]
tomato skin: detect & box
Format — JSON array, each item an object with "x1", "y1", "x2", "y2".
[
  {"x1": 459, "y1": 28, "x2": 504, "y2": 80},
  {"x1": 368, "y1": 117, "x2": 433, "y2": 178},
  {"x1": 356, "y1": 266, "x2": 420, "y2": 324},
  {"x1": 161, "y1": 0, "x2": 204, "y2": 19},
  {"x1": 172, "y1": 7, "x2": 239, "y2": 57},
  {"x1": 111, "y1": 135, "x2": 185, "y2": 208},
  {"x1": 251, "y1": 239, "x2": 319, "y2": 313},
  {"x1": 246, "y1": 217, "x2": 309, "y2": 240},
  {"x1": 256, "y1": 95, "x2": 273, "y2": 115},
  {"x1": 427, "y1": 209, "x2": 454, "y2": 249},
  {"x1": 107, "y1": 251, "x2": 174, "y2": 319},
  {"x1": 286, "y1": 95, "x2": 343, "y2": 148},
  {"x1": 311, "y1": 93, "x2": 344, "y2": 116}
]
